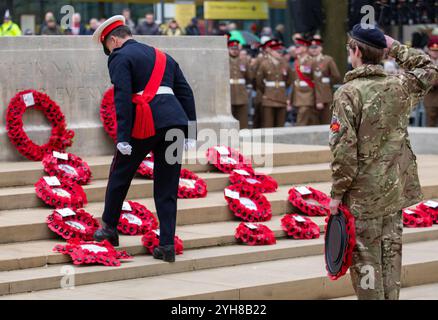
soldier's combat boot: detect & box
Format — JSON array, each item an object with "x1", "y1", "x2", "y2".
[
  {"x1": 153, "y1": 245, "x2": 176, "y2": 263},
  {"x1": 93, "y1": 222, "x2": 119, "y2": 247}
]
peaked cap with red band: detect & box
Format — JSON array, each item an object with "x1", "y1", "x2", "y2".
[
  {"x1": 263, "y1": 39, "x2": 284, "y2": 50},
  {"x1": 228, "y1": 40, "x2": 240, "y2": 49},
  {"x1": 92, "y1": 15, "x2": 126, "y2": 44},
  {"x1": 295, "y1": 37, "x2": 311, "y2": 47}
]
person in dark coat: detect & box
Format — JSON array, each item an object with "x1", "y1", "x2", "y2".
[
  {"x1": 185, "y1": 18, "x2": 201, "y2": 36},
  {"x1": 136, "y1": 13, "x2": 161, "y2": 35}
]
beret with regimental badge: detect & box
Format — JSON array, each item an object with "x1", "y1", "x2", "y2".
[
  {"x1": 349, "y1": 23, "x2": 387, "y2": 49},
  {"x1": 428, "y1": 36, "x2": 438, "y2": 51}
]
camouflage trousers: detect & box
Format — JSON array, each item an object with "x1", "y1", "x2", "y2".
[{"x1": 349, "y1": 211, "x2": 403, "y2": 300}]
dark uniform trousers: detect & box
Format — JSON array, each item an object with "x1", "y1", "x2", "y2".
[
  {"x1": 232, "y1": 104, "x2": 248, "y2": 129},
  {"x1": 102, "y1": 125, "x2": 186, "y2": 246},
  {"x1": 262, "y1": 107, "x2": 286, "y2": 128}
]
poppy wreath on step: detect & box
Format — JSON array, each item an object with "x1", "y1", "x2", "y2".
[
  {"x1": 324, "y1": 204, "x2": 356, "y2": 281},
  {"x1": 402, "y1": 208, "x2": 433, "y2": 228},
  {"x1": 35, "y1": 177, "x2": 87, "y2": 209},
  {"x1": 6, "y1": 89, "x2": 74, "y2": 161},
  {"x1": 234, "y1": 222, "x2": 276, "y2": 245},
  {"x1": 141, "y1": 229, "x2": 184, "y2": 255},
  {"x1": 42, "y1": 152, "x2": 92, "y2": 185},
  {"x1": 178, "y1": 168, "x2": 208, "y2": 199},
  {"x1": 224, "y1": 184, "x2": 272, "y2": 222},
  {"x1": 206, "y1": 145, "x2": 252, "y2": 173},
  {"x1": 288, "y1": 186, "x2": 330, "y2": 216},
  {"x1": 281, "y1": 214, "x2": 320, "y2": 239},
  {"x1": 416, "y1": 201, "x2": 438, "y2": 224},
  {"x1": 53, "y1": 239, "x2": 131, "y2": 267},
  {"x1": 136, "y1": 153, "x2": 154, "y2": 179},
  {"x1": 229, "y1": 167, "x2": 278, "y2": 193},
  {"x1": 100, "y1": 87, "x2": 117, "y2": 142},
  {"x1": 117, "y1": 200, "x2": 158, "y2": 235},
  {"x1": 46, "y1": 208, "x2": 100, "y2": 241}
]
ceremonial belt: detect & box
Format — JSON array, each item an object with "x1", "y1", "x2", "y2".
[
  {"x1": 264, "y1": 81, "x2": 286, "y2": 88},
  {"x1": 137, "y1": 86, "x2": 174, "y2": 96},
  {"x1": 230, "y1": 79, "x2": 246, "y2": 85},
  {"x1": 295, "y1": 63, "x2": 315, "y2": 89},
  {"x1": 131, "y1": 48, "x2": 167, "y2": 140}
]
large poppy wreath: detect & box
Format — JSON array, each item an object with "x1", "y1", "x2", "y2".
[
  {"x1": 6, "y1": 90, "x2": 74, "y2": 161},
  {"x1": 402, "y1": 207, "x2": 433, "y2": 228},
  {"x1": 324, "y1": 205, "x2": 356, "y2": 281},
  {"x1": 288, "y1": 186, "x2": 330, "y2": 216},
  {"x1": 117, "y1": 200, "x2": 158, "y2": 235},
  {"x1": 224, "y1": 184, "x2": 272, "y2": 222},
  {"x1": 229, "y1": 167, "x2": 278, "y2": 193},
  {"x1": 136, "y1": 153, "x2": 154, "y2": 179},
  {"x1": 35, "y1": 176, "x2": 87, "y2": 209},
  {"x1": 281, "y1": 214, "x2": 320, "y2": 240},
  {"x1": 100, "y1": 87, "x2": 117, "y2": 142},
  {"x1": 141, "y1": 229, "x2": 184, "y2": 255},
  {"x1": 206, "y1": 145, "x2": 252, "y2": 173},
  {"x1": 46, "y1": 208, "x2": 100, "y2": 241},
  {"x1": 235, "y1": 222, "x2": 276, "y2": 246},
  {"x1": 42, "y1": 151, "x2": 92, "y2": 185},
  {"x1": 178, "y1": 168, "x2": 208, "y2": 199},
  {"x1": 53, "y1": 239, "x2": 131, "y2": 267},
  {"x1": 417, "y1": 201, "x2": 438, "y2": 224}
]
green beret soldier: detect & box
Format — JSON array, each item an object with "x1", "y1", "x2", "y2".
[{"x1": 329, "y1": 24, "x2": 438, "y2": 300}]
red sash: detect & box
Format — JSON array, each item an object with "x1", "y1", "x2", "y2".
[
  {"x1": 131, "y1": 48, "x2": 167, "y2": 139},
  {"x1": 295, "y1": 62, "x2": 315, "y2": 89}
]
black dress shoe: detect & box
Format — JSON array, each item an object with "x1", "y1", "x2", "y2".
[
  {"x1": 93, "y1": 224, "x2": 119, "y2": 247},
  {"x1": 153, "y1": 245, "x2": 175, "y2": 262}
]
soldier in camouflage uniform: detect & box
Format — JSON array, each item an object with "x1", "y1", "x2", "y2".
[{"x1": 329, "y1": 24, "x2": 438, "y2": 300}]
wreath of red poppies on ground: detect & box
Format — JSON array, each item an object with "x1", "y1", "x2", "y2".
[
  {"x1": 100, "y1": 87, "x2": 117, "y2": 142},
  {"x1": 324, "y1": 205, "x2": 356, "y2": 281},
  {"x1": 416, "y1": 201, "x2": 438, "y2": 224},
  {"x1": 206, "y1": 145, "x2": 252, "y2": 173},
  {"x1": 35, "y1": 177, "x2": 87, "y2": 209},
  {"x1": 224, "y1": 184, "x2": 272, "y2": 222},
  {"x1": 235, "y1": 222, "x2": 276, "y2": 245},
  {"x1": 229, "y1": 167, "x2": 278, "y2": 193},
  {"x1": 42, "y1": 152, "x2": 92, "y2": 185},
  {"x1": 281, "y1": 214, "x2": 320, "y2": 239},
  {"x1": 6, "y1": 90, "x2": 75, "y2": 161},
  {"x1": 178, "y1": 168, "x2": 208, "y2": 199},
  {"x1": 117, "y1": 200, "x2": 158, "y2": 235},
  {"x1": 53, "y1": 239, "x2": 131, "y2": 266},
  {"x1": 288, "y1": 186, "x2": 330, "y2": 216},
  {"x1": 136, "y1": 153, "x2": 154, "y2": 179},
  {"x1": 141, "y1": 230, "x2": 184, "y2": 255},
  {"x1": 402, "y1": 208, "x2": 433, "y2": 228},
  {"x1": 47, "y1": 208, "x2": 100, "y2": 240}
]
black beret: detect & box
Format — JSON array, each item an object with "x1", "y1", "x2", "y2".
[{"x1": 349, "y1": 24, "x2": 387, "y2": 49}]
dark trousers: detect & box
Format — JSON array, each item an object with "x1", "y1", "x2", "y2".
[{"x1": 102, "y1": 126, "x2": 185, "y2": 246}]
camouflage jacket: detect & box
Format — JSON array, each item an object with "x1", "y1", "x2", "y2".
[{"x1": 330, "y1": 41, "x2": 438, "y2": 218}]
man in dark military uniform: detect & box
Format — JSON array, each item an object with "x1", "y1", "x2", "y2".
[
  {"x1": 228, "y1": 40, "x2": 252, "y2": 129},
  {"x1": 309, "y1": 36, "x2": 342, "y2": 124},
  {"x1": 256, "y1": 39, "x2": 293, "y2": 128},
  {"x1": 92, "y1": 16, "x2": 196, "y2": 263},
  {"x1": 424, "y1": 36, "x2": 438, "y2": 127}
]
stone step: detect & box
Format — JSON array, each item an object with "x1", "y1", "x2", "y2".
[
  {"x1": 0, "y1": 144, "x2": 332, "y2": 188},
  {"x1": 1, "y1": 238, "x2": 438, "y2": 299},
  {"x1": 0, "y1": 162, "x2": 332, "y2": 211}
]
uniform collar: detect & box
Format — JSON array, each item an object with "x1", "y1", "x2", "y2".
[{"x1": 344, "y1": 64, "x2": 386, "y2": 83}]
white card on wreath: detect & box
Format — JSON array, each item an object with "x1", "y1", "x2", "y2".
[
  {"x1": 224, "y1": 188, "x2": 240, "y2": 200},
  {"x1": 405, "y1": 209, "x2": 415, "y2": 215},
  {"x1": 43, "y1": 176, "x2": 61, "y2": 186},
  {"x1": 153, "y1": 229, "x2": 160, "y2": 236},
  {"x1": 245, "y1": 223, "x2": 258, "y2": 230},
  {"x1": 122, "y1": 201, "x2": 132, "y2": 212},
  {"x1": 296, "y1": 186, "x2": 312, "y2": 196},
  {"x1": 22, "y1": 92, "x2": 35, "y2": 107},
  {"x1": 56, "y1": 208, "x2": 76, "y2": 217},
  {"x1": 233, "y1": 169, "x2": 250, "y2": 176},
  {"x1": 294, "y1": 215, "x2": 306, "y2": 223},
  {"x1": 214, "y1": 146, "x2": 230, "y2": 156},
  {"x1": 424, "y1": 200, "x2": 438, "y2": 209},
  {"x1": 53, "y1": 151, "x2": 69, "y2": 160}
]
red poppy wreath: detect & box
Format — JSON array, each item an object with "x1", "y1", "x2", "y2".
[
  {"x1": 224, "y1": 184, "x2": 272, "y2": 222},
  {"x1": 288, "y1": 186, "x2": 330, "y2": 216},
  {"x1": 42, "y1": 151, "x2": 92, "y2": 185},
  {"x1": 416, "y1": 200, "x2": 438, "y2": 224},
  {"x1": 53, "y1": 239, "x2": 131, "y2": 267},
  {"x1": 141, "y1": 229, "x2": 184, "y2": 255},
  {"x1": 403, "y1": 207, "x2": 433, "y2": 228},
  {"x1": 100, "y1": 87, "x2": 117, "y2": 142},
  {"x1": 35, "y1": 176, "x2": 87, "y2": 209},
  {"x1": 136, "y1": 153, "x2": 154, "y2": 179},
  {"x1": 47, "y1": 207, "x2": 100, "y2": 241},
  {"x1": 6, "y1": 90, "x2": 74, "y2": 161},
  {"x1": 117, "y1": 200, "x2": 158, "y2": 235},
  {"x1": 206, "y1": 145, "x2": 252, "y2": 173},
  {"x1": 281, "y1": 214, "x2": 320, "y2": 240},
  {"x1": 235, "y1": 222, "x2": 276, "y2": 245},
  {"x1": 229, "y1": 167, "x2": 278, "y2": 193},
  {"x1": 178, "y1": 168, "x2": 208, "y2": 198}
]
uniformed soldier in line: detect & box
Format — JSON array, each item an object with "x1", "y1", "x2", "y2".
[
  {"x1": 290, "y1": 36, "x2": 319, "y2": 126},
  {"x1": 228, "y1": 40, "x2": 252, "y2": 129},
  {"x1": 250, "y1": 42, "x2": 268, "y2": 128},
  {"x1": 91, "y1": 16, "x2": 197, "y2": 263},
  {"x1": 309, "y1": 35, "x2": 342, "y2": 124},
  {"x1": 256, "y1": 39, "x2": 293, "y2": 128},
  {"x1": 329, "y1": 24, "x2": 438, "y2": 300},
  {"x1": 424, "y1": 36, "x2": 438, "y2": 127}
]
